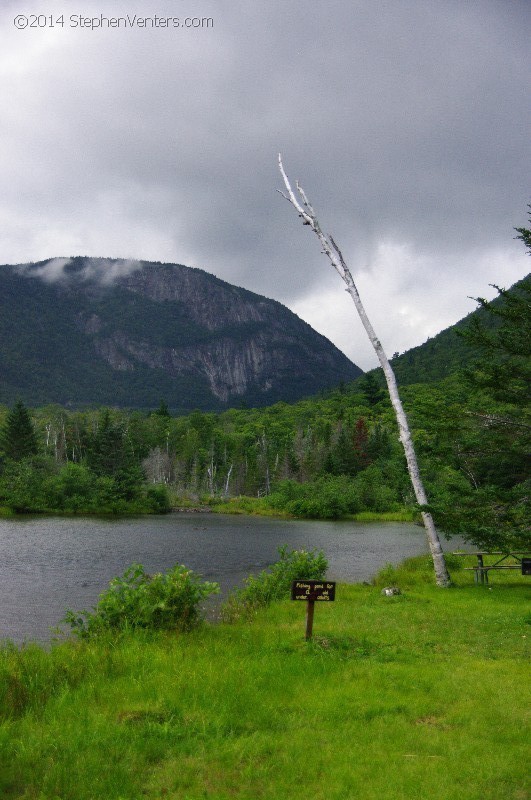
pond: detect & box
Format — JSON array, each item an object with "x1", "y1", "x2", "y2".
[{"x1": 0, "y1": 513, "x2": 451, "y2": 643}]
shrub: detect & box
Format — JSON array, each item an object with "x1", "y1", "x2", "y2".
[
  {"x1": 42, "y1": 462, "x2": 99, "y2": 512},
  {"x1": 267, "y1": 477, "x2": 361, "y2": 519},
  {"x1": 145, "y1": 484, "x2": 171, "y2": 513},
  {"x1": 64, "y1": 563, "x2": 219, "y2": 638},
  {"x1": 0, "y1": 457, "x2": 51, "y2": 512},
  {"x1": 221, "y1": 545, "x2": 328, "y2": 621},
  {"x1": 266, "y1": 468, "x2": 407, "y2": 519}
]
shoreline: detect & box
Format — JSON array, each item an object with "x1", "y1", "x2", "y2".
[{"x1": 1, "y1": 502, "x2": 417, "y2": 524}]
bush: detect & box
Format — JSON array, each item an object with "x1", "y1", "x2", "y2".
[
  {"x1": 267, "y1": 477, "x2": 361, "y2": 519},
  {"x1": 266, "y1": 467, "x2": 406, "y2": 519},
  {"x1": 64, "y1": 563, "x2": 219, "y2": 638},
  {"x1": 0, "y1": 457, "x2": 51, "y2": 512},
  {"x1": 145, "y1": 484, "x2": 171, "y2": 513},
  {"x1": 221, "y1": 545, "x2": 328, "y2": 621},
  {"x1": 0, "y1": 458, "x2": 171, "y2": 516},
  {"x1": 42, "y1": 462, "x2": 99, "y2": 512}
]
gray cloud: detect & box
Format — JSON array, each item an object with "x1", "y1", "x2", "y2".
[{"x1": 0, "y1": 0, "x2": 529, "y2": 368}]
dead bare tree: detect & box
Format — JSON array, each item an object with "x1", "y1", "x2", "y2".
[{"x1": 278, "y1": 155, "x2": 451, "y2": 587}]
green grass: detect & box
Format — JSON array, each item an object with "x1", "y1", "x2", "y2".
[
  {"x1": 1, "y1": 558, "x2": 529, "y2": 799},
  {"x1": 206, "y1": 497, "x2": 416, "y2": 522},
  {"x1": 166, "y1": 493, "x2": 287, "y2": 517},
  {"x1": 0, "y1": 506, "x2": 16, "y2": 518},
  {"x1": 349, "y1": 509, "x2": 417, "y2": 522},
  {"x1": 209, "y1": 495, "x2": 293, "y2": 517}
]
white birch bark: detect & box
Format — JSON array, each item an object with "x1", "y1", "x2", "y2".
[
  {"x1": 224, "y1": 464, "x2": 233, "y2": 497},
  {"x1": 278, "y1": 155, "x2": 451, "y2": 587}
]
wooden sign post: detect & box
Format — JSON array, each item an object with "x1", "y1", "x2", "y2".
[{"x1": 291, "y1": 580, "x2": 336, "y2": 640}]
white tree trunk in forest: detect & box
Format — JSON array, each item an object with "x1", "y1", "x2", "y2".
[
  {"x1": 224, "y1": 464, "x2": 233, "y2": 497},
  {"x1": 207, "y1": 450, "x2": 217, "y2": 495},
  {"x1": 278, "y1": 155, "x2": 451, "y2": 587}
]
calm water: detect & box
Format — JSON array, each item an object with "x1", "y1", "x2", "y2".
[{"x1": 0, "y1": 513, "x2": 448, "y2": 643}]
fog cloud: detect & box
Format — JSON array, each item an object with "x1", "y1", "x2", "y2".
[
  {"x1": 16, "y1": 257, "x2": 143, "y2": 285},
  {"x1": 18, "y1": 257, "x2": 71, "y2": 284}
]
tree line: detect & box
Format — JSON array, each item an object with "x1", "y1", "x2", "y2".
[{"x1": 0, "y1": 268, "x2": 528, "y2": 551}]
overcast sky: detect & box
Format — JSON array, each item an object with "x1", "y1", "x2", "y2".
[{"x1": 1, "y1": 0, "x2": 529, "y2": 369}]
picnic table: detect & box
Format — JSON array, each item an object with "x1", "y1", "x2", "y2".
[{"x1": 452, "y1": 551, "x2": 531, "y2": 584}]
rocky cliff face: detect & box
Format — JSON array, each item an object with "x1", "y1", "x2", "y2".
[{"x1": 0, "y1": 257, "x2": 362, "y2": 410}]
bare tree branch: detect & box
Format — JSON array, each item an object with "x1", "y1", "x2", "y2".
[{"x1": 278, "y1": 154, "x2": 451, "y2": 587}]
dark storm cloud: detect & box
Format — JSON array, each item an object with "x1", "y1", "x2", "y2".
[{"x1": 0, "y1": 0, "x2": 529, "y2": 367}]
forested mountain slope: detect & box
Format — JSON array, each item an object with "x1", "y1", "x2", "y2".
[
  {"x1": 368, "y1": 275, "x2": 530, "y2": 387},
  {"x1": 0, "y1": 257, "x2": 362, "y2": 411}
]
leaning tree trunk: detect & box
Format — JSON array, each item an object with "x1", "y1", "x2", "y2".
[{"x1": 278, "y1": 155, "x2": 451, "y2": 587}]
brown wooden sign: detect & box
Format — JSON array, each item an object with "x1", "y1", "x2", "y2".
[
  {"x1": 291, "y1": 580, "x2": 336, "y2": 602},
  {"x1": 291, "y1": 580, "x2": 336, "y2": 639}
]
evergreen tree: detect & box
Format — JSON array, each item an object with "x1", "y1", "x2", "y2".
[
  {"x1": 0, "y1": 401, "x2": 38, "y2": 461},
  {"x1": 153, "y1": 400, "x2": 171, "y2": 418},
  {"x1": 367, "y1": 423, "x2": 393, "y2": 461},
  {"x1": 360, "y1": 372, "x2": 385, "y2": 406},
  {"x1": 460, "y1": 275, "x2": 530, "y2": 404},
  {"x1": 328, "y1": 425, "x2": 358, "y2": 475},
  {"x1": 325, "y1": 419, "x2": 372, "y2": 477},
  {"x1": 86, "y1": 410, "x2": 144, "y2": 499},
  {"x1": 460, "y1": 210, "x2": 530, "y2": 404},
  {"x1": 514, "y1": 205, "x2": 531, "y2": 252}
]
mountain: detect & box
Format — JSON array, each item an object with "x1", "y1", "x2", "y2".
[
  {"x1": 373, "y1": 275, "x2": 530, "y2": 387},
  {"x1": 388, "y1": 316, "x2": 482, "y2": 386},
  {"x1": 0, "y1": 257, "x2": 362, "y2": 411}
]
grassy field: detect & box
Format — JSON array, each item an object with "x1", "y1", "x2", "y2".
[{"x1": 1, "y1": 557, "x2": 529, "y2": 799}]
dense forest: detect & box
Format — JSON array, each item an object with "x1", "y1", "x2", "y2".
[{"x1": 0, "y1": 236, "x2": 529, "y2": 552}]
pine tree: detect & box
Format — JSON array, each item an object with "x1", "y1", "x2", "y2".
[
  {"x1": 86, "y1": 410, "x2": 144, "y2": 500},
  {"x1": 460, "y1": 274, "x2": 530, "y2": 404},
  {"x1": 360, "y1": 372, "x2": 385, "y2": 406},
  {"x1": 1, "y1": 401, "x2": 39, "y2": 461},
  {"x1": 153, "y1": 400, "x2": 171, "y2": 418}
]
